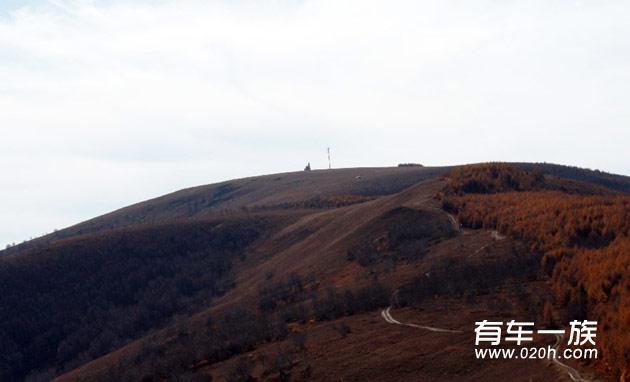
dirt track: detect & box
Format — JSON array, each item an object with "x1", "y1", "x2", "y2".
[
  {"x1": 381, "y1": 307, "x2": 462, "y2": 333},
  {"x1": 381, "y1": 307, "x2": 593, "y2": 382}
]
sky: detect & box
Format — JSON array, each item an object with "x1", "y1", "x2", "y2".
[{"x1": 1, "y1": 0, "x2": 629, "y2": 247}]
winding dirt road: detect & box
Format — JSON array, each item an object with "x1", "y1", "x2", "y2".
[
  {"x1": 380, "y1": 307, "x2": 593, "y2": 382},
  {"x1": 445, "y1": 212, "x2": 460, "y2": 232},
  {"x1": 381, "y1": 307, "x2": 462, "y2": 333},
  {"x1": 551, "y1": 334, "x2": 592, "y2": 382}
]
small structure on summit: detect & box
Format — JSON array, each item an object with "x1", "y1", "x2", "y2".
[
  {"x1": 327, "y1": 147, "x2": 332, "y2": 169},
  {"x1": 304, "y1": 162, "x2": 311, "y2": 171}
]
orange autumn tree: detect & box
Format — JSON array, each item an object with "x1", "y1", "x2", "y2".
[{"x1": 440, "y1": 163, "x2": 630, "y2": 379}]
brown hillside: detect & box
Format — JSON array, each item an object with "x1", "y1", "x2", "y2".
[{"x1": 1, "y1": 163, "x2": 626, "y2": 381}]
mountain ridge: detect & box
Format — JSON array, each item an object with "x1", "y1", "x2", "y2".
[{"x1": 1, "y1": 162, "x2": 628, "y2": 381}]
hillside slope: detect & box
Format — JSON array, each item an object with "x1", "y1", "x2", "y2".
[
  {"x1": 1, "y1": 166, "x2": 449, "y2": 257},
  {"x1": 4, "y1": 163, "x2": 628, "y2": 257},
  {"x1": 1, "y1": 163, "x2": 627, "y2": 381}
]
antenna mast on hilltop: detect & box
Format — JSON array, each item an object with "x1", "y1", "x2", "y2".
[{"x1": 327, "y1": 147, "x2": 331, "y2": 169}]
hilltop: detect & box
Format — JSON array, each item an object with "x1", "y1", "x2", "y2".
[{"x1": 0, "y1": 163, "x2": 628, "y2": 382}]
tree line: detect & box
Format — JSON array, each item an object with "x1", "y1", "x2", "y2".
[
  {"x1": 440, "y1": 163, "x2": 629, "y2": 379},
  {"x1": 0, "y1": 217, "x2": 270, "y2": 381}
]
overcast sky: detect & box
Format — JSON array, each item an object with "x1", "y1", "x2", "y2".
[{"x1": 1, "y1": 0, "x2": 629, "y2": 246}]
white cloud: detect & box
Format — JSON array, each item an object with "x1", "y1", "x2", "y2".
[{"x1": 1, "y1": 0, "x2": 629, "y2": 246}]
